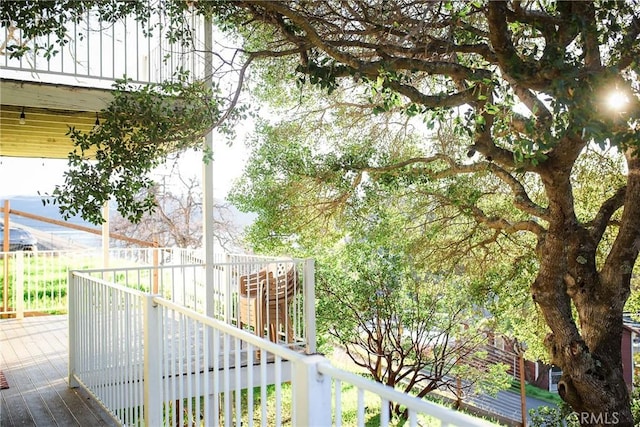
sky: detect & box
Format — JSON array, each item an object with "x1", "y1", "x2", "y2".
[{"x1": 0, "y1": 138, "x2": 249, "y2": 200}]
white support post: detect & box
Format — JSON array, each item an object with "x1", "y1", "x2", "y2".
[
  {"x1": 202, "y1": 16, "x2": 216, "y2": 326},
  {"x1": 304, "y1": 258, "x2": 316, "y2": 354},
  {"x1": 203, "y1": 138, "x2": 215, "y2": 309},
  {"x1": 143, "y1": 294, "x2": 162, "y2": 426},
  {"x1": 224, "y1": 253, "x2": 232, "y2": 324},
  {"x1": 68, "y1": 270, "x2": 80, "y2": 388},
  {"x1": 292, "y1": 355, "x2": 332, "y2": 426},
  {"x1": 15, "y1": 252, "x2": 24, "y2": 319},
  {"x1": 202, "y1": 16, "x2": 218, "y2": 415}
]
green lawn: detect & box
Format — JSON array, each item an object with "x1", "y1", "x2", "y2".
[
  {"x1": 0, "y1": 253, "x2": 151, "y2": 314},
  {"x1": 510, "y1": 380, "x2": 563, "y2": 405},
  {"x1": 218, "y1": 381, "x2": 472, "y2": 427}
]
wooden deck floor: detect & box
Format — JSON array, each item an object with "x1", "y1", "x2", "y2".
[{"x1": 0, "y1": 315, "x2": 120, "y2": 426}]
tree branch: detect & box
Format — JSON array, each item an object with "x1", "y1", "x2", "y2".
[
  {"x1": 502, "y1": 75, "x2": 553, "y2": 126},
  {"x1": 486, "y1": 2, "x2": 548, "y2": 90},
  {"x1": 363, "y1": 155, "x2": 548, "y2": 220},
  {"x1": 573, "y1": 2, "x2": 602, "y2": 70},
  {"x1": 384, "y1": 81, "x2": 480, "y2": 109},
  {"x1": 587, "y1": 185, "x2": 626, "y2": 243},
  {"x1": 601, "y1": 150, "x2": 640, "y2": 286},
  {"x1": 486, "y1": 163, "x2": 550, "y2": 220},
  {"x1": 467, "y1": 205, "x2": 546, "y2": 238}
]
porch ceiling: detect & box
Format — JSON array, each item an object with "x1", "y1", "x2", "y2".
[{"x1": 0, "y1": 79, "x2": 113, "y2": 159}]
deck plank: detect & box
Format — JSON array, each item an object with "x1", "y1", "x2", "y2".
[{"x1": 1, "y1": 315, "x2": 119, "y2": 427}]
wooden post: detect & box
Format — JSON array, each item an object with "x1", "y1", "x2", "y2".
[
  {"x1": 456, "y1": 376, "x2": 463, "y2": 409},
  {"x1": 514, "y1": 340, "x2": 528, "y2": 427}
]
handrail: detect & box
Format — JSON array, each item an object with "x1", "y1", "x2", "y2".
[
  {"x1": 317, "y1": 362, "x2": 497, "y2": 427},
  {"x1": 68, "y1": 267, "x2": 497, "y2": 426},
  {"x1": 153, "y1": 296, "x2": 308, "y2": 362},
  {"x1": 70, "y1": 270, "x2": 149, "y2": 298},
  {"x1": 8, "y1": 206, "x2": 155, "y2": 247}
]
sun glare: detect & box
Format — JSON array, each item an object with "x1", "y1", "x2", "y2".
[{"x1": 607, "y1": 90, "x2": 630, "y2": 111}]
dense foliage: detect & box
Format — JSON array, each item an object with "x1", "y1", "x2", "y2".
[
  {"x1": 224, "y1": 2, "x2": 640, "y2": 421},
  {"x1": 46, "y1": 75, "x2": 233, "y2": 224},
  {"x1": 4, "y1": 1, "x2": 640, "y2": 421}
]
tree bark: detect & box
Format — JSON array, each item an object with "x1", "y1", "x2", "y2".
[{"x1": 531, "y1": 156, "x2": 639, "y2": 426}]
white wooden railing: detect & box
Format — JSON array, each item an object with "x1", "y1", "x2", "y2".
[
  {"x1": 0, "y1": 247, "x2": 201, "y2": 317},
  {"x1": 68, "y1": 270, "x2": 497, "y2": 427},
  {"x1": 1, "y1": 3, "x2": 206, "y2": 87},
  {"x1": 80, "y1": 255, "x2": 315, "y2": 352}
]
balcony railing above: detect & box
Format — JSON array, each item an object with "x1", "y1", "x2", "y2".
[{"x1": 1, "y1": 6, "x2": 206, "y2": 88}]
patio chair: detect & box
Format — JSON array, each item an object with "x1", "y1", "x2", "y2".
[
  {"x1": 238, "y1": 267, "x2": 267, "y2": 338},
  {"x1": 263, "y1": 263, "x2": 298, "y2": 343},
  {"x1": 238, "y1": 262, "x2": 298, "y2": 344}
]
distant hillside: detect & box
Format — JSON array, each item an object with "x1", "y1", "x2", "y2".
[
  {"x1": 219, "y1": 201, "x2": 257, "y2": 229},
  {"x1": 2, "y1": 195, "x2": 91, "y2": 230},
  {"x1": 1, "y1": 195, "x2": 256, "y2": 249}
]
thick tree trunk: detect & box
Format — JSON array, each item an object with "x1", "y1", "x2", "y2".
[
  {"x1": 536, "y1": 276, "x2": 631, "y2": 425},
  {"x1": 534, "y1": 247, "x2": 633, "y2": 425},
  {"x1": 532, "y1": 154, "x2": 640, "y2": 426}
]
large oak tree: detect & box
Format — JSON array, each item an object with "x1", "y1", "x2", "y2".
[
  {"x1": 4, "y1": 1, "x2": 639, "y2": 423},
  {"x1": 225, "y1": 1, "x2": 640, "y2": 421}
]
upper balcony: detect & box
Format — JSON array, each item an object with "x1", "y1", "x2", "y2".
[
  {"x1": 1, "y1": 7, "x2": 206, "y2": 88},
  {"x1": 1, "y1": 7, "x2": 207, "y2": 159}
]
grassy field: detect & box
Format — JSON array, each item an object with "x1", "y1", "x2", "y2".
[
  {"x1": 0, "y1": 252, "x2": 150, "y2": 314},
  {"x1": 510, "y1": 380, "x2": 563, "y2": 405},
  {"x1": 211, "y1": 382, "x2": 468, "y2": 426}
]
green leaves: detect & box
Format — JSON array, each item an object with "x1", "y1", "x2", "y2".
[
  {"x1": 46, "y1": 73, "x2": 234, "y2": 224},
  {"x1": 312, "y1": 217, "x2": 509, "y2": 396},
  {"x1": 295, "y1": 59, "x2": 349, "y2": 95}
]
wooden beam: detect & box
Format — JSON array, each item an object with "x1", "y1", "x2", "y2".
[{"x1": 10, "y1": 208, "x2": 155, "y2": 247}]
